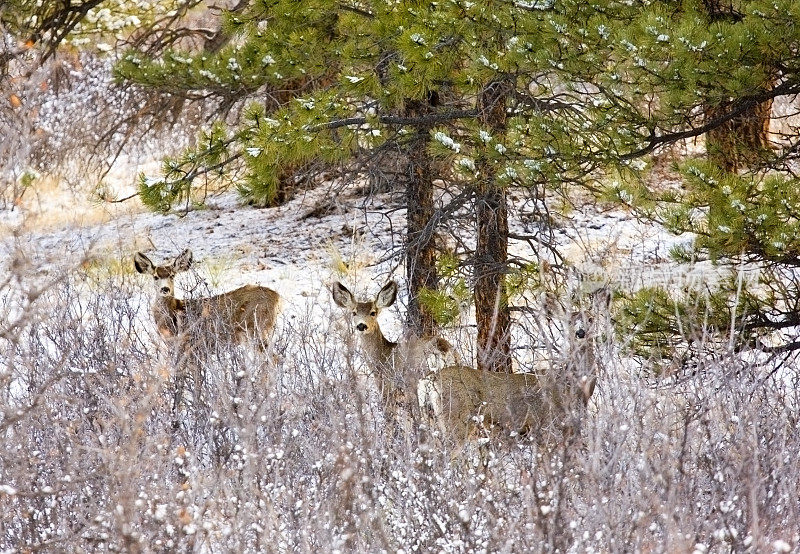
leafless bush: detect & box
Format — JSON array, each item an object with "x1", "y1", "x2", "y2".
[
  {"x1": 1, "y1": 261, "x2": 798, "y2": 552},
  {"x1": 0, "y1": 44, "x2": 207, "y2": 209}
]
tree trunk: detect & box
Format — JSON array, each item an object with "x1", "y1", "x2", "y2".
[
  {"x1": 475, "y1": 79, "x2": 512, "y2": 373},
  {"x1": 705, "y1": 95, "x2": 773, "y2": 173},
  {"x1": 373, "y1": 50, "x2": 439, "y2": 335},
  {"x1": 703, "y1": 0, "x2": 774, "y2": 172},
  {"x1": 403, "y1": 98, "x2": 438, "y2": 336}
]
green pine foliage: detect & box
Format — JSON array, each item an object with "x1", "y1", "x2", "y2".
[
  {"x1": 138, "y1": 122, "x2": 239, "y2": 212},
  {"x1": 616, "y1": 263, "x2": 791, "y2": 368},
  {"x1": 120, "y1": 0, "x2": 350, "y2": 207},
  {"x1": 418, "y1": 286, "x2": 464, "y2": 327},
  {"x1": 117, "y1": 0, "x2": 800, "y2": 357},
  {"x1": 661, "y1": 163, "x2": 800, "y2": 266},
  {"x1": 618, "y1": 285, "x2": 737, "y2": 364},
  {"x1": 119, "y1": 0, "x2": 644, "y2": 211},
  {"x1": 592, "y1": 1, "x2": 800, "y2": 359},
  {"x1": 617, "y1": 161, "x2": 800, "y2": 361}
]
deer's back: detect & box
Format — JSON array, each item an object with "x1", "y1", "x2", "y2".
[
  {"x1": 434, "y1": 366, "x2": 574, "y2": 438},
  {"x1": 434, "y1": 366, "x2": 536, "y2": 434},
  {"x1": 183, "y1": 285, "x2": 280, "y2": 339}
]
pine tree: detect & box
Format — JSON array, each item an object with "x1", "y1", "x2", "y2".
[
  {"x1": 401, "y1": 96, "x2": 440, "y2": 336},
  {"x1": 9, "y1": 0, "x2": 800, "y2": 369},
  {"x1": 117, "y1": 0, "x2": 800, "y2": 368},
  {"x1": 701, "y1": 0, "x2": 776, "y2": 172},
  {"x1": 599, "y1": 1, "x2": 800, "y2": 361}
]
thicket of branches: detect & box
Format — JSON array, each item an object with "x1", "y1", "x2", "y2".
[
  {"x1": 0, "y1": 1, "x2": 231, "y2": 205},
  {"x1": 1, "y1": 264, "x2": 798, "y2": 551}
]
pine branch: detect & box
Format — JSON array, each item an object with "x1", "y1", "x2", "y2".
[
  {"x1": 307, "y1": 109, "x2": 479, "y2": 132},
  {"x1": 511, "y1": 91, "x2": 578, "y2": 114},
  {"x1": 178, "y1": 150, "x2": 243, "y2": 185},
  {"x1": 338, "y1": 2, "x2": 375, "y2": 19},
  {"x1": 621, "y1": 78, "x2": 800, "y2": 160}
]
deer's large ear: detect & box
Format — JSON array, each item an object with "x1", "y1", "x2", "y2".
[
  {"x1": 134, "y1": 252, "x2": 154, "y2": 274},
  {"x1": 376, "y1": 281, "x2": 398, "y2": 309},
  {"x1": 594, "y1": 287, "x2": 613, "y2": 309},
  {"x1": 331, "y1": 282, "x2": 356, "y2": 309},
  {"x1": 173, "y1": 249, "x2": 193, "y2": 272}
]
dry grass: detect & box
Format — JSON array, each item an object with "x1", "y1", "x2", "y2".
[{"x1": 0, "y1": 174, "x2": 147, "y2": 236}]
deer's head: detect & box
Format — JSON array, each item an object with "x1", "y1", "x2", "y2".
[
  {"x1": 331, "y1": 281, "x2": 397, "y2": 337},
  {"x1": 134, "y1": 249, "x2": 193, "y2": 298}
]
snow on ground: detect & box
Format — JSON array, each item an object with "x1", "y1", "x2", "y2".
[
  {"x1": 0, "y1": 173, "x2": 726, "y2": 356},
  {"x1": 554, "y1": 201, "x2": 727, "y2": 293},
  {"x1": 5, "y1": 183, "x2": 389, "y2": 287},
  {"x1": 0, "y1": 175, "x2": 708, "y2": 352}
]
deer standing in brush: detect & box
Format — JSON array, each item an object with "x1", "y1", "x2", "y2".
[
  {"x1": 135, "y1": 249, "x2": 280, "y2": 413},
  {"x1": 418, "y1": 289, "x2": 607, "y2": 453},
  {"x1": 331, "y1": 280, "x2": 456, "y2": 433}
]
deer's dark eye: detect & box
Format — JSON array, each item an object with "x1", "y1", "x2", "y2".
[
  {"x1": 153, "y1": 276, "x2": 158, "y2": 281},
  {"x1": 370, "y1": 311, "x2": 377, "y2": 317},
  {"x1": 352, "y1": 311, "x2": 357, "y2": 316}
]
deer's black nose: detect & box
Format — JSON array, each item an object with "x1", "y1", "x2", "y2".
[
  {"x1": 575, "y1": 328, "x2": 586, "y2": 339},
  {"x1": 356, "y1": 323, "x2": 367, "y2": 332},
  {"x1": 160, "y1": 287, "x2": 171, "y2": 295}
]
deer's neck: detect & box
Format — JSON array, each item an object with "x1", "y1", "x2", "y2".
[
  {"x1": 152, "y1": 296, "x2": 185, "y2": 338},
  {"x1": 360, "y1": 329, "x2": 397, "y2": 371},
  {"x1": 154, "y1": 295, "x2": 184, "y2": 313}
]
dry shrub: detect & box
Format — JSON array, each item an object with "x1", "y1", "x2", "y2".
[{"x1": 1, "y1": 261, "x2": 798, "y2": 552}]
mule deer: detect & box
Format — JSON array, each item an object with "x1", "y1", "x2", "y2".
[
  {"x1": 135, "y1": 249, "x2": 280, "y2": 414},
  {"x1": 418, "y1": 289, "x2": 606, "y2": 451},
  {"x1": 331, "y1": 280, "x2": 456, "y2": 428},
  {"x1": 135, "y1": 249, "x2": 280, "y2": 348}
]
